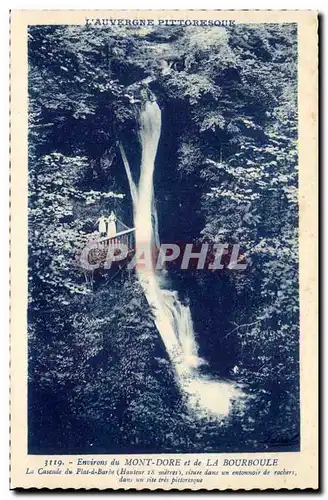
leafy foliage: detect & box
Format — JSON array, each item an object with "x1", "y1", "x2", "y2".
[{"x1": 28, "y1": 23, "x2": 299, "y2": 453}]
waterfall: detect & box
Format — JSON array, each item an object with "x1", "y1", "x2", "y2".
[
  {"x1": 160, "y1": 289, "x2": 203, "y2": 370},
  {"x1": 121, "y1": 99, "x2": 244, "y2": 418}
]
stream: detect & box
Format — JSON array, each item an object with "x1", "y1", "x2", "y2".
[{"x1": 121, "y1": 99, "x2": 244, "y2": 418}]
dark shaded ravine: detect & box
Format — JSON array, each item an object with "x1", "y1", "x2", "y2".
[{"x1": 120, "y1": 97, "x2": 244, "y2": 418}]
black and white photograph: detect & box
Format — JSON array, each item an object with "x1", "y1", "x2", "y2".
[
  {"x1": 9, "y1": 9, "x2": 318, "y2": 490},
  {"x1": 27, "y1": 19, "x2": 299, "y2": 455}
]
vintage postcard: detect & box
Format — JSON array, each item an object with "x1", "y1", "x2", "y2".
[{"x1": 10, "y1": 9, "x2": 318, "y2": 490}]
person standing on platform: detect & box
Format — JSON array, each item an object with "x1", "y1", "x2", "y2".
[
  {"x1": 97, "y1": 215, "x2": 107, "y2": 237},
  {"x1": 107, "y1": 211, "x2": 117, "y2": 238}
]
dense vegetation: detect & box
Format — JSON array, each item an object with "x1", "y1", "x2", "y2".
[{"x1": 28, "y1": 23, "x2": 299, "y2": 453}]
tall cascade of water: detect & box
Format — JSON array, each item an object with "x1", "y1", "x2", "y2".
[{"x1": 121, "y1": 99, "x2": 243, "y2": 418}]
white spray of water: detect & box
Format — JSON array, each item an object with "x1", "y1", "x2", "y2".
[{"x1": 121, "y1": 100, "x2": 244, "y2": 418}]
